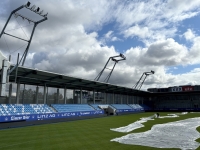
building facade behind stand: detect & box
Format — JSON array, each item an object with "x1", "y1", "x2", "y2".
[{"x1": 147, "y1": 85, "x2": 200, "y2": 111}]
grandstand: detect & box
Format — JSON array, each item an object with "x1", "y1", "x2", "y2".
[
  {"x1": 0, "y1": 1, "x2": 200, "y2": 129},
  {"x1": 0, "y1": 59, "x2": 200, "y2": 126}
]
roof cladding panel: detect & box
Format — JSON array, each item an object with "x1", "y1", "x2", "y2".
[{"x1": 8, "y1": 65, "x2": 149, "y2": 95}]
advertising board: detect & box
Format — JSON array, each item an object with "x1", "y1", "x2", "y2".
[{"x1": 0, "y1": 110, "x2": 104, "y2": 123}]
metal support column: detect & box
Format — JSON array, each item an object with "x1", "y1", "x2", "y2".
[
  {"x1": 80, "y1": 88, "x2": 82, "y2": 104},
  {"x1": 36, "y1": 86, "x2": 39, "y2": 104},
  {"x1": 43, "y1": 84, "x2": 47, "y2": 104},
  {"x1": 105, "y1": 92, "x2": 107, "y2": 104},
  {"x1": 22, "y1": 84, "x2": 25, "y2": 104},
  {"x1": 112, "y1": 93, "x2": 114, "y2": 104},
  {"x1": 132, "y1": 96, "x2": 134, "y2": 104},
  {"x1": 64, "y1": 87, "x2": 67, "y2": 104},
  {"x1": 73, "y1": 89, "x2": 75, "y2": 104},
  {"x1": 93, "y1": 90, "x2": 95, "y2": 104},
  {"x1": 0, "y1": 60, "x2": 9, "y2": 96},
  {"x1": 46, "y1": 87, "x2": 49, "y2": 104},
  {"x1": 16, "y1": 80, "x2": 20, "y2": 104},
  {"x1": 8, "y1": 83, "x2": 12, "y2": 104},
  {"x1": 56, "y1": 88, "x2": 59, "y2": 104}
]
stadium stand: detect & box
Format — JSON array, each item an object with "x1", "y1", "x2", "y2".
[
  {"x1": 51, "y1": 104, "x2": 95, "y2": 112},
  {"x1": 156, "y1": 100, "x2": 193, "y2": 109},
  {"x1": 111, "y1": 104, "x2": 133, "y2": 110},
  {"x1": 140, "y1": 104, "x2": 151, "y2": 110},
  {"x1": 0, "y1": 104, "x2": 146, "y2": 116},
  {"x1": 129, "y1": 104, "x2": 144, "y2": 111},
  {"x1": 156, "y1": 100, "x2": 195, "y2": 109},
  {"x1": 0, "y1": 103, "x2": 147, "y2": 117},
  {"x1": 0, "y1": 104, "x2": 54, "y2": 116},
  {"x1": 90, "y1": 104, "x2": 102, "y2": 110}
]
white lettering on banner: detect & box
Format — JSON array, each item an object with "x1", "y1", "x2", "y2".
[
  {"x1": 49, "y1": 114, "x2": 55, "y2": 118},
  {"x1": 11, "y1": 116, "x2": 23, "y2": 121},
  {"x1": 94, "y1": 111, "x2": 102, "y2": 114},
  {"x1": 80, "y1": 112, "x2": 90, "y2": 115},
  {"x1": 23, "y1": 116, "x2": 30, "y2": 120},
  {"x1": 37, "y1": 114, "x2": 48, "y2": 119},
  {"x1": 183, "y1": 87, "x2": 193, "y2": 91},
  {"x1": 61, "y1": 113, "x2": 76, "y2": 117},
  {"x1": 172, "y1": 87, "x2": 182, "y2": 92}
]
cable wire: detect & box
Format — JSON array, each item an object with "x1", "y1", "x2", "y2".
[
  {"x1": 14, "y1": 17, "x2": 29, "y2": 39},
  {"x1": 5, "y1": 24, "x2": 33, "y2": 32},
  {"x1": 10, "y1": 44, "x2": 27, "y2": 55}
]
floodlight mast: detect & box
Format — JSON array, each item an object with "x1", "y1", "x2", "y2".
[
  {"x1": 133, "y1": 70, "x2": 154, "y2": 90},
  {"x1": 0, "y1": 1, "x2": 48, "y2": 74},
  {"x1": 94, "y1": 53, "x2": 126, "y2": 83}
]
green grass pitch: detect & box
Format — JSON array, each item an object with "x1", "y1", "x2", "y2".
[{"x1": 0, "y1": 112, "x2": 200, "y2": 150}]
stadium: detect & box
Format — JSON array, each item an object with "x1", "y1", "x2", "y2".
[{"x1": 0, "y1": 1, "x2": 200, "y2": 150}]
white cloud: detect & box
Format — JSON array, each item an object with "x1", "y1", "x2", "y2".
[
  {"x1": 144, "y1": 38, "x2": 188, "y2": 66},
  {"x1": 191, "y1": 68, "x2": 200, "y2": 73},
  {"x1": 124, "y1": 25, "x2": 150, "y2": 39},
  {"x1": 174, "y1": 67, "x2": 178, "y2": 69},
  {"x1": 102, "y1": 30, "x2": 121, "y2": 44},
  {"x1": 184, "y1": 29, "x2": 196, "y2": 41},
  {"x1": 117, "y1": 0, "x2": 200, "y2": 44},
  {"x1": 1, "y1": 0, "x2": 200, "y2": 91},
  {"x1": 105, "y1": 31, "x2": 113, "y2": 39},
  {"x1": 111, "y1": 36, "x2": 120, "y2": 42}
]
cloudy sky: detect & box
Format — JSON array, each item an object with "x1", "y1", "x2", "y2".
[{"x1": 0, "y1": 0, "x2": 200, "y2": 90}]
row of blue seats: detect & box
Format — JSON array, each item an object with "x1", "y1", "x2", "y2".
[
  {"x1": 0, "y1": 104, "x2": 151, "y2": 116},
  {"x1": 111, "y1": 104, "x2": 149, "y2": 110},
  {"x1": 0, "y1": 104, "x2": 54, "y2": 116},
  {"x1": 112, "y1": 104, "x2": 132, "y2": 109},
  {"x1": 51, "y1": 104, "x2": 95, "y2": 112}
]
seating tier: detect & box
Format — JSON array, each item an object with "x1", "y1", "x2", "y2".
[
  {"x1": 0, "y1": 104, "x2": 54, "y2": 116},
  {"x1": 51, "y1": 104, "x2": 95, "y2": 112}
]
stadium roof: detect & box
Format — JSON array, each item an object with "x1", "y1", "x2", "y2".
[{"x1": 8, "y1": 65, "x2": 149, "y2": 95}]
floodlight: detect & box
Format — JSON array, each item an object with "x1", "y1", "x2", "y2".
[
  {"x1": 43, "y1": 12, "x2": 48, "y2": 17},
  {"x1": 120, "y1": 53, "x2": 126, "y2": 59},
  {"x1": 95, "y1": 53, "x2": 126, "y2": 83},
  {"x1": 0, "y1": 1, "x2": 48, "y2": 69},
  {"x1": 133, "y1": 70, "x2": 155, "y2": 90},
  {"x1": 39, "y1": 10, "x2": 43, "y2": 15},
  {"x1": 36, "y1": 7, "x2": 40, "y2": 12},
  {"x1": 26, "y1": 1, "x2": 31, "y2": 7},
  {"x1": 31, "y1": 5, "x2": 36, "y2": 10}
]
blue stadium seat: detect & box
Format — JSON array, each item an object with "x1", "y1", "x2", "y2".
[
  {"x1": 0, "y1": 104, "x2": 55, "y2": 116},
  {"x1": 111, "y1": 104, "x2": 132, "y2": 110},
  {"x1": 51, "y1": 104, "x2": 95, "y2": 112}
]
